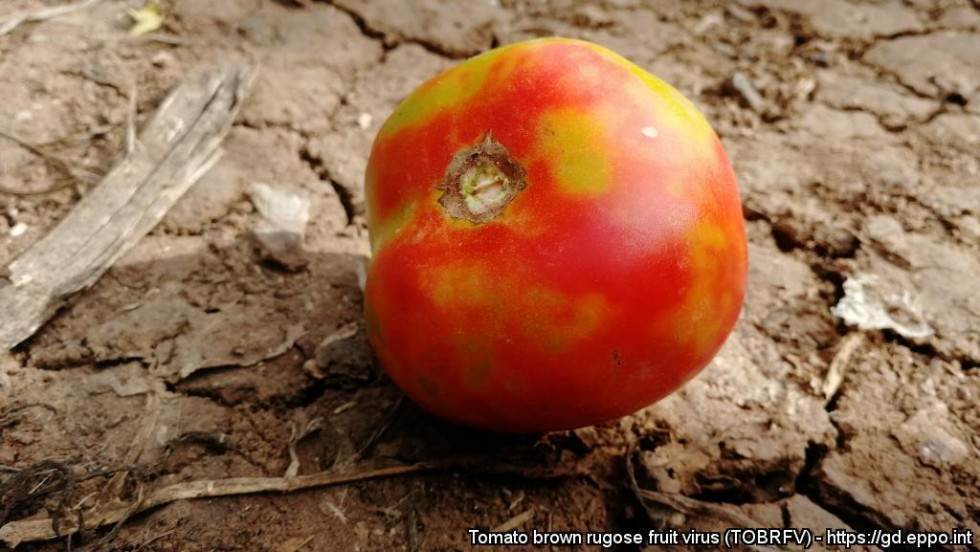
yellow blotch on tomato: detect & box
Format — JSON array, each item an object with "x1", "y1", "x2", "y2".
[
  {"x1": 368, "y1": 199, "x2": 418, "y2": 254},
  {"x1": 535, "y1": 108, "x2": 613, "y2": 195},
  {"x1": 672, "y1": 216, "x2": 735, "y2": 356},
  {"x1": 585, "y1": 42, "x2": 718, "y2": 159},
  {"x1": 520, "y1": 288, "x2": 608, "y2": 353},
  {"x1": 422, "y1": 260, "x2": 609, "y2": 355},
  {"x1": 425, "y1": 262, "x2": 498, "y2": 311},
  {"x1": 378, "y1": 47, "x2": 521, "y2": 140}
]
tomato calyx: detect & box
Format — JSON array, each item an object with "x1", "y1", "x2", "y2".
[{"x1": 438, "y1": 132, "x2": 527, "y2": 224}]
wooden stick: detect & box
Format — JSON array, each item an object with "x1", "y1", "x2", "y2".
[
  {"x1": 823, "y1": 333, "x2": 864, "y2": 404},
  {"x1": 0, "y1": 60, "x2": 257, "y2": 351},
  {"x1": 0, "y1": 463, "x2": 432, "y2": 548}
]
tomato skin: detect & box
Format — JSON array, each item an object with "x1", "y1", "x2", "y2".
[{"x1": 364, "y1": 38, "x2": 747, "y2": 433}]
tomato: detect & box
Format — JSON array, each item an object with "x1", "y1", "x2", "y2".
[{"x1": 363, "y1": 38, "x2": 747, "y2": 433}]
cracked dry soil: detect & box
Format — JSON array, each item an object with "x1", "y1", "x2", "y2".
[{"x1": 1, "y1": 0, "x2": 978, "y2": 551}]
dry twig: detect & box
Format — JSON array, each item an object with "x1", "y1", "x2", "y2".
[
  {"x1": 285, "y1": 416, "x2": 323, "y2": 478},
  {"x1": 130, "y1": 528, "x2": 176, "y2": 552},
  {"x1": 823, "y1": 333, "x2": 864, "y2": 404},
  {"x1": 491, "y1": 508, "x2": 535, "y2": 533},
  {"x1": 98, "y1": 391, "x2": 162, "y2": 504},
  {"x1": 0, "y1": 450, "x2": 601, "y2": 548},
  {"x1": 126, "y1": 84, "x2": 139, "y2": 155},
  {"x1": 0, "y1": 463, "x2": 432, "y2": 548},
  {"x1": 340, "y1": 396, "x2": 405, "y2": 466},
  {"x1": 275, "y1": 535, "x2": 315, "y2": 552},
  {"x1": 0, "y1": 60, "x2": 257, "y2": 351},
  {"x1": 0, "y1": 129, "x2": 99, "y2": 196},
  {"x1": 405, "y1": 509, "x2": 420, "y2": 552},
  {"x1": 731, "y1": 71, "x2": 767, "y2": 113}
]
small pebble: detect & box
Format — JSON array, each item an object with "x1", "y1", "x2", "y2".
[
  {"x1": 731, "y1": 71, "x2": 767, "y2": 112},
  {"x1": 357, "y1": 112, "x2": 373, "y2": 130},
  {"x1": 712, "y1": 41, "x2": 738, "y2": 58},
  {"x1": 694, "y1": 11, "x2": 723, "y2": 34},
  {"x1": 810, "y1": 51, "x2": 833, "y2": 67},
  {"x1": 151, "y1": 51, "x2": 174, "y2": 67},
  {"x1": 726, "y1": 4, "x2": 756, "y2": 23},
  {"x1": 9, "y1": 222, "x2": 27, "y2": 237}
]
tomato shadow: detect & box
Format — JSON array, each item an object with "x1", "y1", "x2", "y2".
[{"x1": 8, "y1": 232, "x2": 597, "y2": 484}]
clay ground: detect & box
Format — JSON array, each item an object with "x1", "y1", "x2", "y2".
[{"x1": 1, "y1": 0, "x2": 979, "y2": 550}]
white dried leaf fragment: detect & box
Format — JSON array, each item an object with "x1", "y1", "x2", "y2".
[{"x1": 831, "y1": 273, "x2": 933, "y2": 339}]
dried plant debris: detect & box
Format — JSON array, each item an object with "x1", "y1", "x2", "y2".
[{"x1": 831, "y1": 274, "x2": 933, "y2": 340}]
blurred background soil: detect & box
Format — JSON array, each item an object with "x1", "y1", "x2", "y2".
[{"x1": 0, "y1": 0, "x2": 978, "y2": 550}]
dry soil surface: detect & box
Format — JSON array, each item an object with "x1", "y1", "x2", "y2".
[{"x1": 1, "y1": 0, "x2": 978, "y2": 551}]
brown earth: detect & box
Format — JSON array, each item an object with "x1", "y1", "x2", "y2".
[{"x1": 1, "y1": 0, "x2": 978, "y2": 551}]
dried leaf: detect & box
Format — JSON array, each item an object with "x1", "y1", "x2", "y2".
[
  {"x1": 831, "y1": 274, "x2": 933, "y2": 339},
  {"x1": 127, "y1": 2, "x2": 164, "y2": 36}
]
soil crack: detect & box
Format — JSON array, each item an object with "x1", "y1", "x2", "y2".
[
  {"x1": 319, "y1": 0, "x2": 471, "y2": 59},
  {"x1": 298, "y1": 143, "x2": 357, "y2": 225}
]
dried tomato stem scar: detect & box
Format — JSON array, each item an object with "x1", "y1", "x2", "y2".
[{"x1": 438, "y1": 133, "x2": 527, "y2": 224}]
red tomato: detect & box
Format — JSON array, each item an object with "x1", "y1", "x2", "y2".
[{"x1": 364, "y1": 38, "x2": 747, "y2": 433}]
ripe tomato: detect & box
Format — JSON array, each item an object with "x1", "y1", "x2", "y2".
[{"x1": 364, "y1": 38, "x2": 747, "y2": 433}]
